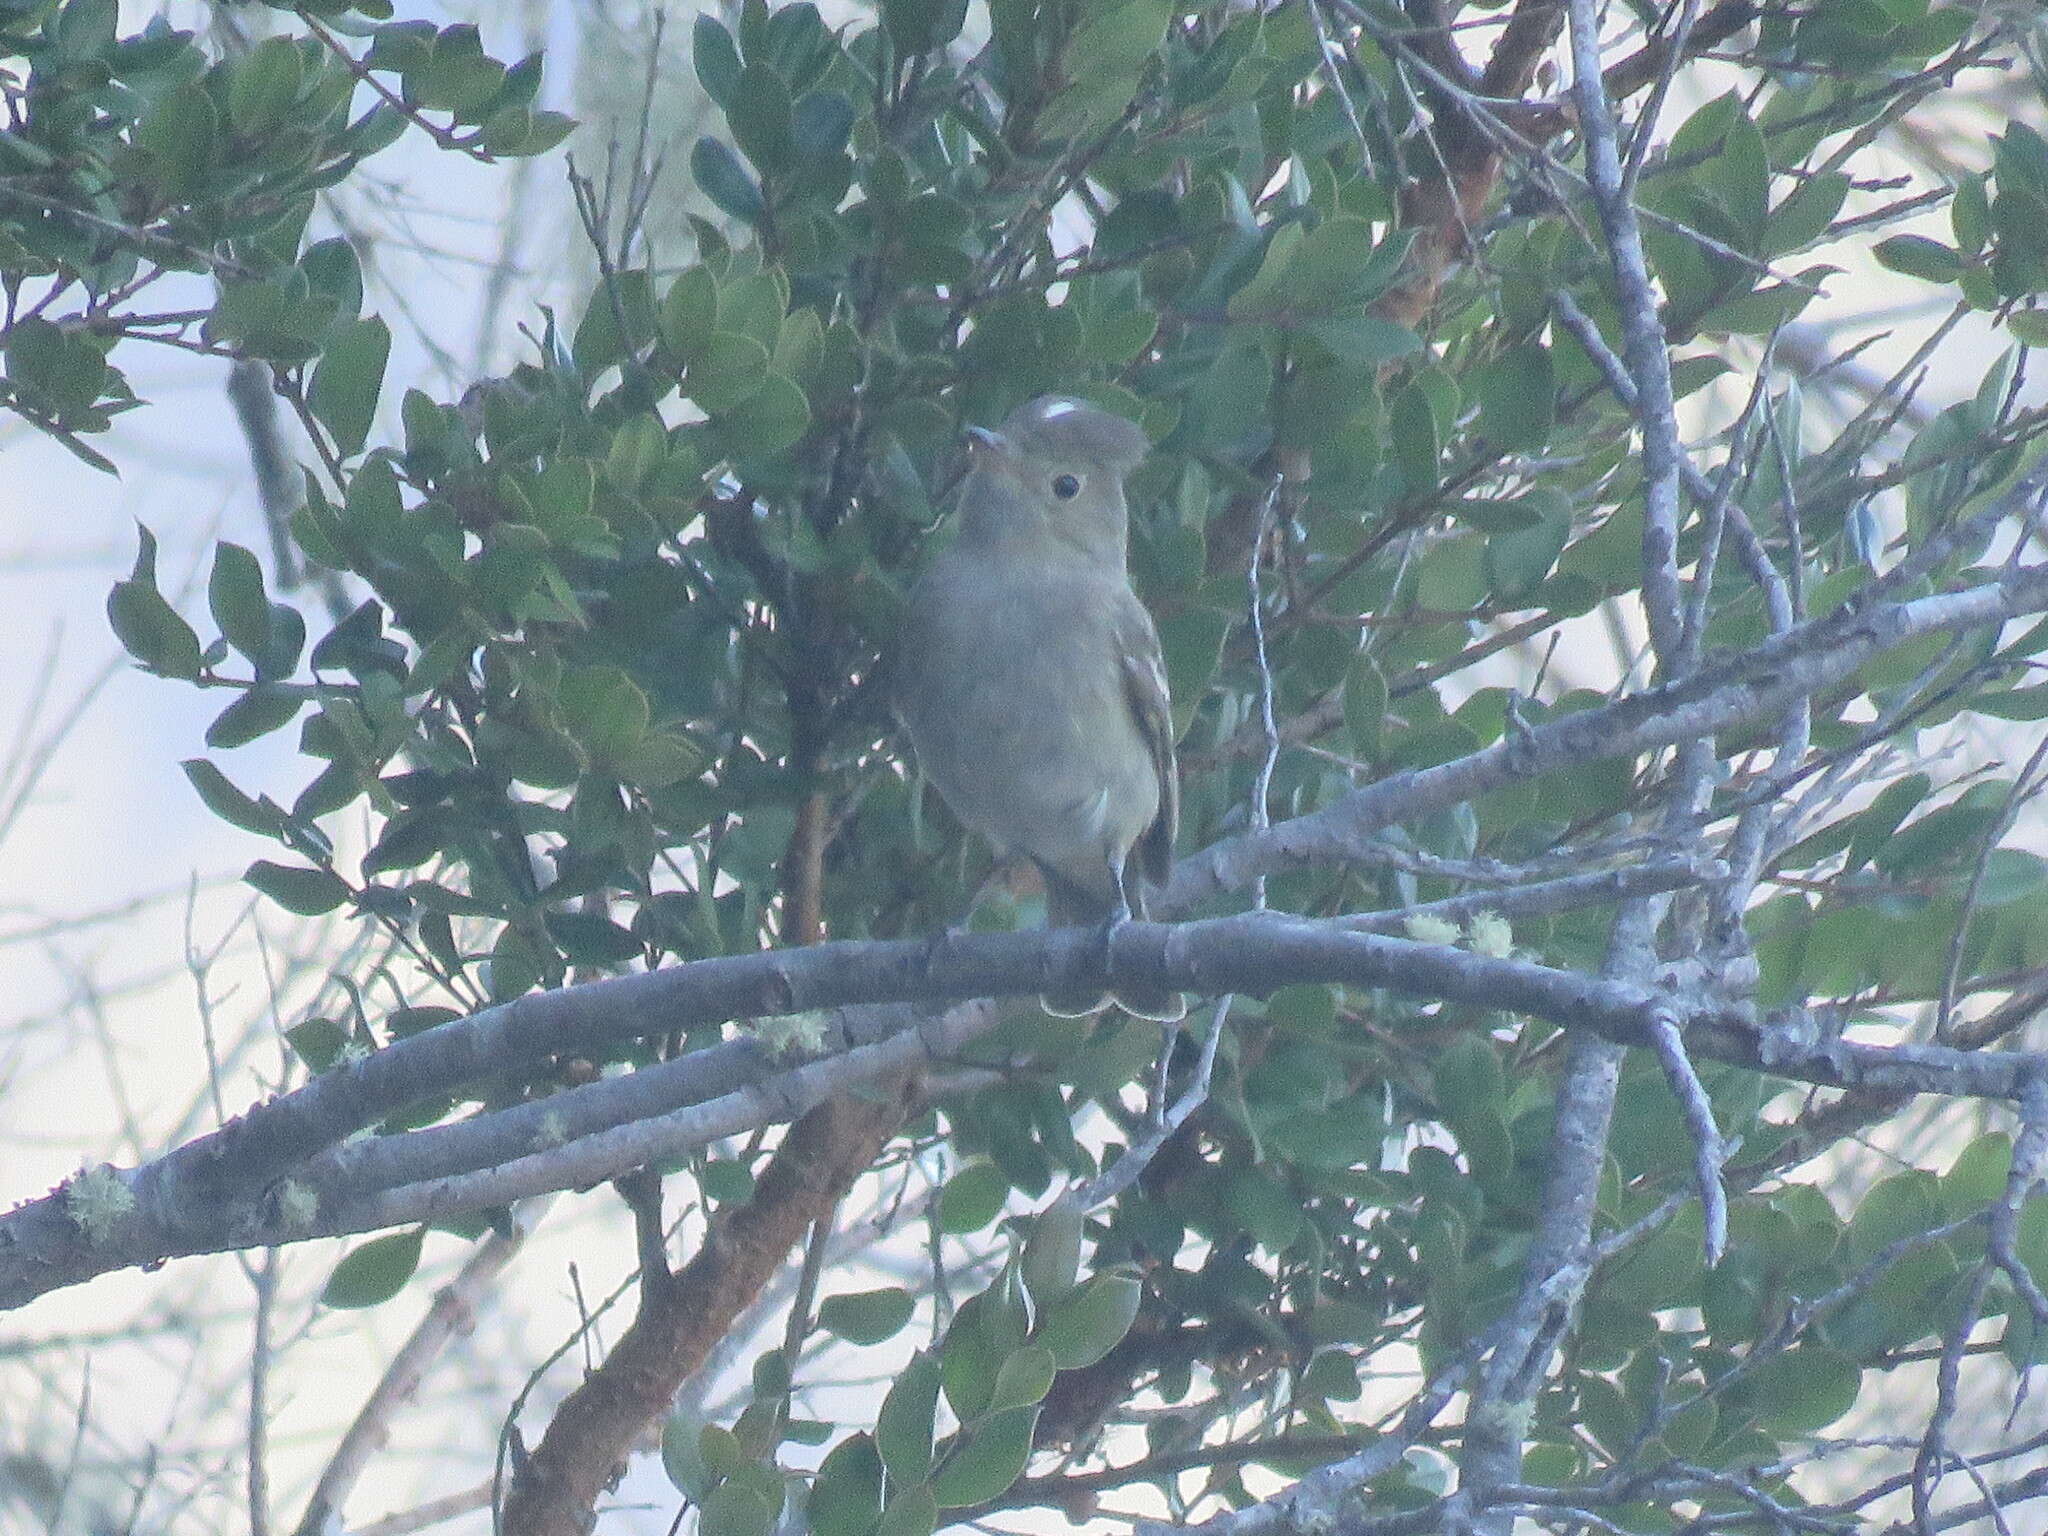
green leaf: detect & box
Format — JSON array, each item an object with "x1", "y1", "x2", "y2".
[
  {"x1": 1710, "y1": 93, "x2": 1769, "y2": 231},
  {"x1": 360, "y1": 809, "x2": 450, "y2": 877},
  {"x1": 1476, "y1": 344, "x2": 1556, "y2": 451},
  {"x1": 418, "y1": 47, "x2": 505, "y2": 116},
  {"x1": 617, "y1": 733, "x2": 706, "y2": 790},
  {"x1": 883, "y1": 0, "x2": 970, "y2": 53},
  {"x1": 693, "y1": 136, "x2": 766, "y2": 223},
  {"x1": 229, "y1": 35, "x2": 304, "y2": 137},
  {"x1": 875, "y1": 1487, "x2": 937, "y2": 1536},
  {"x1": 607, "y1": 415, "x2": 669, "y2": 493},
  {"x1": 286, "y1": 1017, "x2": 349, "y2": 1072},
  {"x1": 55, "y1": 0, "x2": 117, "y2": 59},
  {"x1": 1707, "y1": 263, "x2": 1839, "y2": 337},
  {"x1": 258, "y1": 602, "x2": 307, "y2": 683},
  {"x1": 208, "y1": 278, "x2": 342, "y2": 364},
  {"x1": 810, "y1": 1434, "x2": 884, "y2": 1536},
  {"x1": 1484, "y1": 487, "x2": 1573, "y2": 602},
  {"x1": 321, "y1": 1229, "x2": 424, "y2": 1307},
  {"x1": 1435, "y1": 1040, "x2": 1505, "y2": 1134},
  {"x1": 727, "y1": 63, "x2": 795, "y2": 176},
  {"x1": 700, "y1": 1158, "x2": 755, "y2": 1204},
  {"x1": 693, "y1": 15, "x2": 743, "y2": 106},
  {"x1": 481, "y1": 105, "x2": 576, "y2": 157},
  {"x1": 1943, "y1": 1131, "x2": 2013, "y2": 1211},
  {"x1": 1764, "y1": 171, "x2": 1851, "y2": 258},
  {"x1": 556, "y1": 665, "x2": 650, "y2": 770},
  {"x1": 182, "y1": 759, "x2": 284, "y2": 836},
  {"x1": 489, "y1": 925, "x2": 544, "y2": 1001},
  {"x1": 137, "y1": 81, "x2": 218, "y2": 199},
  {"x1": 386, "y1": 1006, "x2": 460, "y2": 1039},
  {"x1": 687, "y1": 332, "x2": 773, "y2": 412},
  {"x1": 1876, "y1": 793, "x2": 2001, "y2": 877},
  {"x1": 1225, "y1": 1166, "x2": 1305, "y2": 1251},
  {"x1": 1976, "y1": 849, "x2": 2048, "y2": 905},
  {"x1": 660, "y1": 266, "x2": 719, "y2": 363},
  {"x1": 930, "y1": 1406, "x2": 1038, "y2": 1508},
  {"x1": 701, "y1": 1481, "x2": 774, "y2": 1536},
  {"x1": 818, "y1": 1287, "x2": 916, "y2": 1345},
  {"x1": 571, "y1": 269, "x2": 655, "y2": 374},
  {"x1": 1844, "y1": 772, "x2": 1929, "y2": 872},
  {"x1": 1019, "y1": 1203, "x2": 1084, "y2": 1303},
  {"x1": 718, "y1": 374, "x2": 810, "y2": 454},
  {"x1": 2009, "y1": 311, "x2": 2048, "y2": 348},
  {"x1": 208, "y1": 542, "x2": 273, "y2": 664},
  {"x1": 544, "y1": 910, "x2": 644, "y2": 965},
  {"x1": 876, "y1": 1352, "x2": 941, "y2": 1486},
  {"x1": 1389, "y1": 376, "x2": 1443, "y2": 495},
  {"x1": 1953, "y1": 171, "x2": 1991, "y2": 256},
  {"x1": 1843, "y1": 1170, "x2": 1943, "y2": 1263},
  {"x1": 1344, "y1": 655, "x2": 1388, "y2": 760},
  {"x1": 301, "y1": 239, "x2": 366, "y2": 323},
  {"x1": 8, "y1": 316, "x2": 109, "y2": 420},
  {"x1": 1298, "y1": 313, "x2": 1422, "y2": 367},
  {"x1": 986, "y1": 1344, "x2": 1057, "y2": 1413},
  {"x1": 716, "y1": 269, "x2": 789, "y2": 352},
  {"x1": 661, "y1": 1408, "x2": 711, "y2": 1498},
  {"x1": 311, "y1": 317, "x2": 391, "y2": 459},
  {"x1": 940, "y1": 1295, "x2": 1006, "y2": 1422},
  {"x1": 938, "y1": 1161, "x2": 1009, "y2": 1233},
  {"x1": 1289, "y1": 215, "x2": 1402, "y2": 308},
  {"x1": 1232, "y1": 216, "x2": 1407, "y2": 322},
  {"x1": 1875, "y1": 234, "x2": 1964, "y2": 284},
  {"x1": 1415, "y1": 535, "x2": 1485, "y2": 615},
  {"x1": 1043, "y1": 0, "x2": 1168, "y2": 136},
  {"x1": 294, "y1": 762, "x2": 362, "y2": 822},
  {"x1": 792, "y1": 90, "x2": 856, "y2": 163},
  {"x1": 699, "y1": 1423, "x2": 751, "y2": 1483},
  {"x1": 207, "y1": 685, "x2": 303, "y2": 749},
  {"x1": 1745, "y1": 1345, "x2": 1861, "y2": 1437},
  {"x1": 1157, "y1": 606, "x2": 1231, "y2": 741},
  {"x1": 344, "y1": 102, "x2": 410, "y2": 159},
  {"x1": 245, "y1": 859, "x2": 350, "y2": 916},
  {"x1": 1225, "y1": 224, "x2": 1304, "y2": 319},
  {"x1": 1037, "y1": 1268, "x2": 1141, "y2": 1369},
  {"x1": 108, "y1": 573, "x2": 203, "y2": 683}
]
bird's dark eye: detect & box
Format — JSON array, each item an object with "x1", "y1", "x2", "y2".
[{"x1": 1052, "y1": 473, "x2": 1081, "y2": 500}]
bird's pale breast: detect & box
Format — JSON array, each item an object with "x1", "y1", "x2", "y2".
[{"x1": 901, "y1": 552, "x2": 1158, "y2": 881}]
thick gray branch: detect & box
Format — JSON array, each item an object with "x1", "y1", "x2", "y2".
[
  {"x1": 1166, "y1": 551, "x2": 2048, "y2": 909},
  {"x1": 4, "y1": 911, "x2": 2043, "y2": 1309}
]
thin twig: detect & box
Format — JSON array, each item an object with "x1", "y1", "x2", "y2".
[{"x1": 1645, "y1": 1008, "x2": 1731, "y2": 1265}]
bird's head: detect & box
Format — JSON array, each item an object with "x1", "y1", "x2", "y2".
[{"x1": 957, "y1": 395, "x2": 1150, "y2": 560}]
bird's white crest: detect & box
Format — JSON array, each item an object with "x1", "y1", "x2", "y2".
[{"x1": 1035, "y1": 398, "x2": 1081, "y2": 420}]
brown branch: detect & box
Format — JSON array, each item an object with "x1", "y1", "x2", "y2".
[
  {"x1": 500, "y1": 1087, "x2": 911, "y2": 1536},
  {"x1": 1356, "y1": 0, "x2": 1760, "y2": 327},
  {"x1": 783, "y1": 790, "x2": 828, "y2": 945},
  {"x1": 505, "y1": 570, "x2": 861, "y2": 1530},
  {"x1": 1602, "y1": 0, "x2": 1760, "y2": 105},
  {"x1": 1480, "y1": 0, "x2": 1567, "y2": 99},
  {"x1": 1400, "y1": 0, "x2": 1482, "y2": 98}
]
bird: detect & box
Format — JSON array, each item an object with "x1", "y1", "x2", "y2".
[{"x1": 893, "y1": 393, "x2": 1185, "y2": 1021}]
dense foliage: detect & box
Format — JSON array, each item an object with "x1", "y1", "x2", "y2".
[{"x1": 9, "y1": 0, "x2": 2048, "y2": 1532}]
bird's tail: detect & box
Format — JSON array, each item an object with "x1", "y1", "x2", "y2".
[{"x1": 1039, "y1": 866, "x2": 1186, "y2": 1023}]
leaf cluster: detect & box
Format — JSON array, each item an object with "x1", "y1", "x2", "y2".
[
  {"x1": 66, "y1": 0, "x2": 2048, "y2": 1529},
  {"x1": 0, "y1": 1, "x2": 569, "y2": 467}
]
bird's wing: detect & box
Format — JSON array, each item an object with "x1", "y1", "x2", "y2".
[{"x1": 1115, "y1": 594, "x2": 1179, "y2": 889}]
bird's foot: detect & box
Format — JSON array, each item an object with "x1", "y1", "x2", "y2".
[{"x1": 920, "y1": 921, "x2": 969, "y2": 984}]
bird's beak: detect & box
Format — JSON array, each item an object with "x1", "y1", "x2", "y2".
[{"x1": 965, "y1": 424, "x2": 1012, "y2": 458}]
